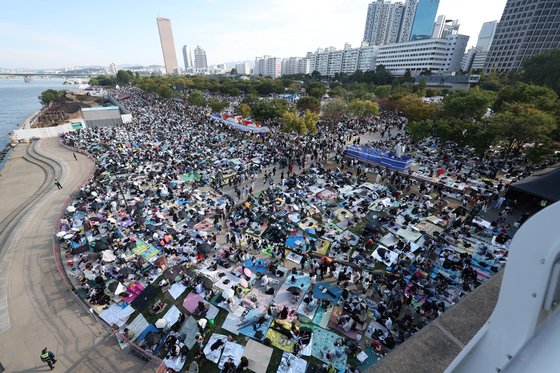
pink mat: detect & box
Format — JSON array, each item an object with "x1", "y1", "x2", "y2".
[
  {"x1": 182, "y1": 292, "x2": 204, "y2": 313},
  {"x1": 123, "y1": 283, "x2": 144, "y2": 302}
]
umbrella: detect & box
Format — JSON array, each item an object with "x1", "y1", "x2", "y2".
[
  {"x1": 243, "y1": 268, "x2": 253, "y2": 277},
  {"x1": 155, "y1": 318, "x2": 167, "y2": 328},
  {"x1": 239, "y1": 278, "x2": 249, "y2": 288},
  {"x1": 287, "y1": 286, "x2": 303, "y2": 295},
  {"x1": 66, "y1": 206, "x2": 76, "y2": 213},
  {"x1": 223, "y1": 288, "x2": 235, "y2": 299}
]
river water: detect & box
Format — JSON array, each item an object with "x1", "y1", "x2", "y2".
[{"x1": 0, "y1": 78, "x2": 66, "y2": 149}]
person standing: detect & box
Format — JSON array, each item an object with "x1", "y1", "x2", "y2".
[
  {"x1": 73, "y1": 152, "x2": 78, "y2": 161},
  {"x1": 40, "y1": 347, "x2": 57, "y2": 370},
  {"x1": 54, "y1": 179, "x2": 63, "y2": 190}
]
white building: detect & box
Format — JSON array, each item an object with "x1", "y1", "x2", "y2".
[
  {"x1": 253, "y1": 56, "x2": 281, "y2": 78},
  {"x1": 182, "y1": 45, "x2": 193, "y2": 71},
  {"x1": 305, "y1": 45, "x2": 379, "y2": 77},
  {"x1": 298, "y1": 58, "x2": 311, "y2": 75},
  {"x1": 363, "y1": 0, "x2": 419, "y2": 46},
  {"x1": 194, "y1": 46, "x2": 208, "y2": 71},
  {"x1": 235, "y1": 62, "x2": 250, "y2": 75},
  {"x1": 375, "y1": 34, "x2": 469, "y2": 75},
  {"x1": 109, "y1": 63, "x2": 117, "y2": 76}
]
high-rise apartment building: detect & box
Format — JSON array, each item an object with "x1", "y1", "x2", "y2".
[
  {"x1": 194, "y1": 46, "x2": 208, "y2": 71},
  {"x1": 156, "y1": 17, "x2": 179, "y2": 74},
  {"x1": 485, "y1": 0, "x2": 560, "y2": 73},
  {"x1": 410, "y1": 0, "x2": 440, "y2": 41},
  {"x1": 253, "y1": 56, "x2": 281, "y2": 78},
  {"x1": 182, "y1": 45, "x2": 193, "y2": 71},
  {"x1": 363, "y1": 0, "x2": 419, "y2": 46},
  {"x1": 235, "y1": 62, "x2": 250, "y2": 75}
]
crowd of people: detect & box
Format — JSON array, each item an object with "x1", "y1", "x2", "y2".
[{"x1": 57, "y1": 87, "x2": 534, "y2": 372}]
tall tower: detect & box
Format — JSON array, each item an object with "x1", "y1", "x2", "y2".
[
  {"x1": 409, "y1": 0, "x2": 440, "y2": 41},
  {"x1": 182, "y1": 45, "x2": 193, "y2": 70},
  {"x1": 194, "y1": 46, "x2": 208, "y2": 71},
  {"x1": 156, "y1": 17, "x2": 179, "y2": 74},
  {"x1": 485, "y1": 0, "x2": 560, "y2": 73}
]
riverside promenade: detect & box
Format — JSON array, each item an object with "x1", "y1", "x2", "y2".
[{"x1": 0, "y1": 138, "x2": 157, "y2": 372}]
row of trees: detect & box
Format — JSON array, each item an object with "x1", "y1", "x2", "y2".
[{"x1": 404, "y1": 83, "x2": 559, "y2": 162}]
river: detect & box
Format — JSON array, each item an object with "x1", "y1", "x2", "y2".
[{"x1": 0, "y1": 78, "x2": 66, "y2": 149}]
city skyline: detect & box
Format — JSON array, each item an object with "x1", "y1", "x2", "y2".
[{"x1": 1, "y1": 0, "x2": 507, "y2": 69}]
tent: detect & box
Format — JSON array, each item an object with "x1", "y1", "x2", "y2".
[{"x1": 509, "y1": 167, "x2": 560, "y2": 202}]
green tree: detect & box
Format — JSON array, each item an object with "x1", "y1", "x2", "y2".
[
  {"x1": 303, "y1": 109, "x2": 319, "y2": 135},
  {"x1": 407, "y1": 120, "x2": 434, "y2": 142},
  {"x1": 188, "y1": 91, "x2": 206, "y2": 107},
  {"x1": 374, "y1": 85, "x2": 392, "y2": 98},
  {"x1": 522, "y1": 49, "x2": 560, "y2": 95},
  {"x1": 493, "y1": 82, "x2": 558, "y2": 113},
  {"x1": 329, "y1": 85, "x2": 348, "y2": 99},
  {"x1": 39, "y1": 89, "x2": 66, "y2": 106},
  {"x1": 157, "y1": 84, "x2": 174, "y2": 99},
  {"x1": 238, "y1": 103, "x2": 251, "y2": 118},
  {"x1": 399, "y1": 95, "x2": 441, "y2": 122},
  {"x1": 321, "y1": 99, "x2": 348, "y2": 127},
  {"x1": 491, "y1": 104, "x2": 557, "y2": 157},
  {"x1": 307, "y1": 81, "x2": 326, "y2": 99},
  {"x1": 209, "y1": 98, "x2": 229, "y2": 113},
  {"x1": 296, "y1": 96, "x2": 321, "y2": 114},
  {"x1": 348, "y1": 99, "x2": 379, "y2": 123},
  {"x1": 116, "y1": 70, "x2": 134, "y2": 85},
  {"x1": 442, "y1": 88, "x2": 495, "y2": 120},
  {"x1": 252, "y1": 99, "x2": 288, "y2": 121},
  {"x1": 230, "y1": 68, "x2": 238, "y2": 75}
]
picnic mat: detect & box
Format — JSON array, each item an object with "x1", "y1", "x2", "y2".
[
  {"x1": 178, "y1": 316, "x2": 199, "y2": 349},
  {"x1": 304, "y1": 323, "x2": 347, "y2": 371},
  {"x1": 265, "y1": 328, "x2": 295, "y2": 353},
  {"x1": 203, "y1": 333, "x2": 227, "y2": 364},
  {"x1": 244, "y1": 339, "x2": 273, "y2": 373},
  {"x1": 278, "y1": 352, "x2": 308, "y2": 373},
  {"x1": 273, "y1": 283, "x2": 304, "y2": 309},
  {"x1": 245, "y1": 286, "x2": 276, "y2": 312},
  {"x1": 162, "y1": 305, "x2": 181, "y2": 327},
  {"x1": 296, "y1": 298, "x2": 317, "y2": 321},
  {"x1": 312, "y1": 306, "x2": 332, "y2": 329},
  {"x1": 182, "y1": 292, "x2": 219, "y2": 319},
  {"x1": 163, "y1": 354, "x2": 187, "y2": 371},
  {"x1": 99, "y1": 304, "x2": 134, "y2": 328},
  {"x1": 126, "y1": 313, "x2": 149, "y2": 343},
  {"x1": 221, "y1": 307, "x2": 246, "y2": 335},
  {"x1": 313, "y1": 282, "x2": 343, "y2": 303},
  {"x1": 244, "y1": 258, "x2": 268, "y2": 273},
  {"x1": 130, "y1": 285, "x2": 159, "y2": 313},
  {"x1": 218, "y1": 341, "x2": 245, "y2": 370},
  {"x1": 239, "y1": 310, "x2": 273, "y2": 341},
  {"x1": 283, "y1": 273, "x2": 311, "y2": 290},
  {"x1": 316, "y1": 239, "x2": 331, "y2": 255},
  {"x1": 357, "y1": 347, "x2": 380, "y2": 371},
  {"x1": 168, "y1": 283, "x2": 187, "y2": 300}
]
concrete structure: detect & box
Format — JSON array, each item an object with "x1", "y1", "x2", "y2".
[
  {"x1": 182, "y1": 45, "x2": 193, "y2": 71},
  {"x1": 485, "y1": 0, "x2": 560, "y2": 73},
  {"x1": 432, "y1": 15, "x2": 460, "y2": 39},
  {"x1": 253, "y1": 56, "x2": 281, "y2": 78},
  {"x1": 410, "y1": 0, "x2": 440, "y2": 40},
  {"x1": 235, "y1": 62, "x2": 250, "y2": 75},
  {"x1": 194, "y1": 45, "x2": 208, "y2": 71},
  {"x1": 415, "y1": 74, "x2": 481, "y2": 90},
  {"x1": 363, "y1": 0, "x2": 419, "y2": 46},
  {"x1": 375, "y1": 34, "x2": 469, "y2": 75},
  {"x1": 156, "y1": 17, "x2": 179, "y2": 74}
]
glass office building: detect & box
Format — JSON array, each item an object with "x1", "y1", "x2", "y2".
[{"x1": 410, "y1": 0, "x2": 440, "y2": 41}]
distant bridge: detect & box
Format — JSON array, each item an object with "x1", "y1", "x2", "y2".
[{"x1": 0, "y1": 72, "x2": 96, "y2": 82}]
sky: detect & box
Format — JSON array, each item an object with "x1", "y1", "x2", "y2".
[{"x1": 0, "y1": 0, "x2": 507, "y2": 69}]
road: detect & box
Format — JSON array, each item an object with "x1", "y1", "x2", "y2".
[{"x1": 0, "y1": 138, "x2": 158, "y2": 372}]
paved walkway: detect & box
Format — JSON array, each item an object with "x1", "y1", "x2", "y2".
[{"x1": 0, "y1": 138, "x2": 158, "y2": 372}]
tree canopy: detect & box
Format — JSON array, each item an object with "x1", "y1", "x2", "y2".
[
  {"x1": 39, "y1": 89, "x2": 66, "y2": 106},
  {"x1": 188, "y1": 91, "x2": 206, "y2": 107},
  {"x1": 348, "y1": 99, "x2": 379, "y2": 123},
  {"x1": 522, "y1": 49, "x2": 560, "y2": 95},
  {"x1": 296, "y1": 96, "x2": 321, "y2": 114},
  {"x1": 321, "y1": 99, "x2": 348, "y2": 126}
]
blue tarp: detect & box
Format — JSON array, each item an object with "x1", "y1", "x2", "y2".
[{"x1": 345, "y1": 146, "x2": 413, "y2": 171}]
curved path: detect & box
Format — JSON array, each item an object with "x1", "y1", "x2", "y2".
[{"x1": 0, "y1": 138, "x2": 157, "y2": 372}]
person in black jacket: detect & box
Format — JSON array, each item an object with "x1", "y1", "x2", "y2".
[{"x1": 40, "y1": 348, "x2": 57, "y2": 370}]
